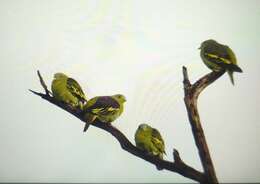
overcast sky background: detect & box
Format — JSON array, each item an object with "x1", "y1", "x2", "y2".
[{"x1": 0, "y1": 0, "x2": 260, "y2": 183}]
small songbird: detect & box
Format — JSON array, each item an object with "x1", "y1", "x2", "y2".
[
  {"x1": 135, "y1": 124, "x2": 166, "y2": 170},
  {"x1": 82, "y1": 94, "x2": 126, "y2": 132},
  {"x1": 51, "y1": 73, "x2": 87, "y2": 109},
  {"x1": 199, "y1": 39, "x2": 243, "y2": 85}
]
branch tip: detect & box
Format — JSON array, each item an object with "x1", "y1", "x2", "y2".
[
  {"x1": 37, "y1": 70, "x2": 51, "y2": 96},
  {"x1": 29, "y1": 89, "x2": 40, "y2": 95},
  {"x1": 182, "y1": 66, "x2": 191, "y2": 94},
  {"x1": 182, "y1": 66, "x2": 187, "y2": 78},
  {"x1": 173, "y1": 148, "x2": 182, "y2": 163}
]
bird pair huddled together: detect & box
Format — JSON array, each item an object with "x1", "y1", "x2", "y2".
[
  {"x1": 51, "y1": 72, "x2": 166, "y2": 170},
  {"x1": 51, "y1": 73, "x2": 126, "y2": 132}
]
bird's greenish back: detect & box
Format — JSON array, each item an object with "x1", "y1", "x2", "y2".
[
  {"x1": 135, "y1": 124, "x2": 165, "y2": 158},
  {"x1": 51, "y1": 73, "x2": 82, "y2": 107}
]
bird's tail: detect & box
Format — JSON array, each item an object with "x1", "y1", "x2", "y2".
[
  {"x1": 83, "y1": 113, "x2": 96, "y2": 132},
  {"x1": 228, "y1": 64, "x2": 243, "y2": 73},
  {"x1": 83, "y1": 122, "x2": 91, "y2": 132},
  {"x1": 228, "y1": 70, "x2": 235, "y2": 85}
]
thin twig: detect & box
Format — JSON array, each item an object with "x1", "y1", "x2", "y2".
[{"x1": 37, "y1": 70, "x2": 52, "y2": 96}]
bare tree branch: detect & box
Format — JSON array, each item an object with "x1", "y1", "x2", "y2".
[
  {"x1": 182, "y1": 66, "x2": 225, "y2": 183},
  {"x1": 37, "y1": 70, "x2": 51, "y2": 96},
  {"x1": 30, "y1": 70, "x2": 206, "y2": 183}
]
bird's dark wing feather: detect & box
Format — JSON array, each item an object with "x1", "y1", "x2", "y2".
[
  {"x1": 90, "y1": 96, "x2": 120, "y2": 109},
  {"x1": 66, "y1": 78, "x2": 86, "y2": 101},
  {"x1": 204, "y1": 43, "x2": 232, "y2": 66},
  {"x1": 151, "y1": 128, "x2": 165, "y2": 154},
  {"x1": 87, "y1": 96, "x2": 120, "y2": 116}
]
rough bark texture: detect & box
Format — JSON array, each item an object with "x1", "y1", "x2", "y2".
[
  {"x1": 30, "y1": 68, "x2": 224, "y2": 183},
  {"x1": 182, "y1": 66, "x2": 225, "y2": 183}
]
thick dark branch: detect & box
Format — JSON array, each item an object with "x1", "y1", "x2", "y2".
[
  {"x1": 30, "y1": 89, "x2": 205, "y2": 182},
  {"x1": 182, "y1": 66, "x2": 224, "y2": 184},
  {"x1": 30, "y1": 71, "x2": 206, "y2": 183},
  {"x1": 93, "y1": 121, "x2": 205, "y2": 182}
]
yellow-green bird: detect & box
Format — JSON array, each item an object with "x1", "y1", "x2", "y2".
[
  {"x1": 82, "y1": 94, "x2": 126, "y2": 132},
  {"x1": 135, "y1": 124, "x2": 166, "y2": 170},
  {"x1": 51, "y1": 73, "x2": 87, "y2": 109},
  {"x1": 199, "y1": 39, "x2": 243, "y2": 85}
]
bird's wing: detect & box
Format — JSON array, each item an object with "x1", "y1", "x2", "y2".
[
  {"x1": 88, "y1": 96, "x2": 120, "y2": 116},
  {"x1": 203, "y1": 43, "x2": 233, "y2": 65},
  {"x1": 66, "y1": 78, "x2": 86, "y2": 101},
  {"x1": 151, "y1": 128, "x2": 165, "y2": 154},
  {"x1": 92, "y1": 106, "x2": 120, "y2": 116},
  {"x1": 204, "y1": 53, "x2": 232, "y2": 64}
]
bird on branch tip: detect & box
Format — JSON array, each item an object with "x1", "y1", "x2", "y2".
[
  {"x1": 51, "y1": 73, "x2": 87, "y2": 109},
  {"x1": 199, "y1": 39, "x2": 243, "y2": 85},
  {"x1": 135, "y1": 123, "x2": 166, "y2": 170},
  {"x1": 82, "y1": 94, "x2": 126, "y2": 132}
]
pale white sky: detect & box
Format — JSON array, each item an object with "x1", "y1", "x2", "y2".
[{"x1": 0, "y1": 0, "x2": 260, "y2": 183}]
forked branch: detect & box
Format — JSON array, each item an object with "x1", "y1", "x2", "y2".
[
  {"x1": 30, "y1": 71, "x2": 205, "y2": 183},
  {"x1": 182, "y1": 66, "x2": 225, "y2": 183}
]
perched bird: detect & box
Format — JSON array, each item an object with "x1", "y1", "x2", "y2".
[
  {"x1": 135, "y1": 124, "x2": 166, "y2": 170},
  {"x1": 51, "y1": 73, "x2": 87, "y2": 109},
  {"x1": 82, "y1": 94, "x2": 126, "y2": 132},
  {"x1": 199, "y1": 39, "x2": 243, "y2": 85}
]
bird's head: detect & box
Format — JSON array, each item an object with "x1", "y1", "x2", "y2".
[
  {"x1": 138, "y1": 123, "x2": 150, "y2": 131},
  {"x1": 113, "y1": 94, "x2": 126, "y2": 103},
  {"x1": 199, "y1": 39, "x2": 217, "y2": 49},
  {"x1": 54, "y1": 73, "x2": 67, "y2": 79}
]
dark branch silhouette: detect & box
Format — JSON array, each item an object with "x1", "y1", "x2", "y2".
[
  {"x1": 30, "y1": 68, "x2": 224, "y2": 183},
  {"x1": 182, "y1": 66, "x2": 225, "y2": 183}
]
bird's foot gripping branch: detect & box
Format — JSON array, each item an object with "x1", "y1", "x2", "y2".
[{"x1": 30, "y1": 70, "x2": 207, "y2": 183}]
